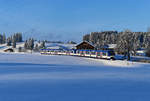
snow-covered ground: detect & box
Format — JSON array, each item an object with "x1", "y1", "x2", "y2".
[
  {"x1": 0, "y1": 42, "x2": 25, "y2": 52},
  {"x1": 0, "y1": 53, "x2": 150, "y2": 101}
]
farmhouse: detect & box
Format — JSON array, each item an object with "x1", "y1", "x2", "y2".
[{"x1": 76, "y1": 41, "x2": 95, "y2": 50}]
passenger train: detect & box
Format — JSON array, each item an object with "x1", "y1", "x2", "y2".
[{"x1": 40, "y1": 49, "x2": 116, "y2": 60}]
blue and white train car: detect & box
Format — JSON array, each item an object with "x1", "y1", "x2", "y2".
[
  {"x1": 40, "y1": 49, "x2": 60, "y2": 55},
  {"x1": 96, "y1": 50, "x2": 115, "y2": 59},
  {"x1": 76, "y1": 50, "x2": 115, "y2": 60},
  {"x1": 40, "y1": 49, "x2": 115, "y2": 60},
  {"x1": 78, "y1": 50, "x2": 92, "y2": 57}
]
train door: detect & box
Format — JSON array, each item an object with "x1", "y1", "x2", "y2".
[
  {"x1": 96, "y1": 52, "x2": 99, "y2": 58},
  {"x1": 54, "y1": 51, "x2": 58, "y2": 55},
  {"x1": 100, "y1": 52, "x2": 103, "y2": 58},
  {"x1": 89, "y1": 51, "x2": 91, "y2": 57},
  {"x1": 80, "y1": 51, "x2": 84, "y2": 56},
  {"x1": 96, "y1": 52, "x2": 102, "y2": 58},
  {"x1": 80, "y1": 51, "x2": 82, "y2": 56},
  {"x1": 66, "y1": 51, "x2": 70, "y2": 55}
]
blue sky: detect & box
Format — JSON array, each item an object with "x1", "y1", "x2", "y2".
[{"x1": 0, "y1": 0, "x2": 149, "y2": 42}]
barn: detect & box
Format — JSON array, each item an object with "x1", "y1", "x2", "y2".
[{"x1": 76, "y1": 41, "x2": 95, "y2": 50}]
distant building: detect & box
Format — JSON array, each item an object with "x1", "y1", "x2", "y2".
[
  {"x1": 136, "y1": 48, "x2": 146, "y2": 56},
  {"x1": 76, "y1": 41, "x2": 95, "y2": 50},
  {"x1": 67, "y1": 41, "x2": 77, "y2": 44},
  {"x1": 107, "y1": 44, "x2": 117, "y2": 50},
  {"x1": 98, "y1": 44, "x2": 117, "y2": 50},
  {"x1": 4, "y1": 48, "x2": 14, "y2": 52}
]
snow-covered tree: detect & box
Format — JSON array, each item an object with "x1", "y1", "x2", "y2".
[
  {"x1": 12, "y1": 35, "x2": 16, "y2": 48},
  {"x1": 2, "y1": 33, "x2": 6, "y2": 44},
  {"x1": 39, "y1": 41, "x2": 45, "y2": 49},
  {"x1": 7, "y1": 37, "x2": 11, "y2": 46},
  {"x1": 24, "y1": 38, "x2": 34, "y2": 52}
]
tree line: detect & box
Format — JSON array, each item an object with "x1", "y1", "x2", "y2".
[
  {"x1": 0, "y1": 32, "x2": 46, "y2": 52},
  {"x1": 24, "y1": 39, "x2": 45, "y2": 52},
  {"x1": 0, "y1": 33, "x2": 23, "y2": 48}
]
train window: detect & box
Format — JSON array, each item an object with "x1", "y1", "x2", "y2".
[
  {"x1": 86, "y1": 51, "x2": 90, "y2": 54},
  {"x1": 97, "y1": 52, "x2": 100, "y2": 56},
  {"x1": 91, "y1": 51, "x2": 95, "y2": 55},
  {"x1": 81, "y1": 51, "x2": 84, "y2": 54},
  {"x1": 108, "y1": 51, "x2": 115, "y2": 56},
  {"x1": 103, "y1": 52, "x2": 107, "y2": 56}
]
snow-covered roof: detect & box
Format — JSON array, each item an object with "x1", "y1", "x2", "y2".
[
  {"x1": 76, "y1": 41, "x2": 95, "y2": 47},
  {"x1": 45, "y1": 43, "x2": 77, "y2": 50},
  {"x1": 108, "y1": 44, "x2": 117, "y2": 49},
  {"x1": 47, "y1": 46, "x2": 61, "y2": 50},
  {"x1": 136, "y1": 50, "x2": 146, "y2": 53}
]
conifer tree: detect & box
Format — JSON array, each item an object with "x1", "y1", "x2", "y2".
[
  {"x1": 2, "y1": 33, "x2": 6, "y2": 44},
  {"x1": 12, "y1": 35, "x2": 16, "y2": 48},
  {"x1": 7, "y1": 37, "x2": 11, "y2": 46}
]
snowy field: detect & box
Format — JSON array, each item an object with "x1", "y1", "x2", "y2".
[{"x1": 0, "y1": 53, "x2": 150, "y2": 101}]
